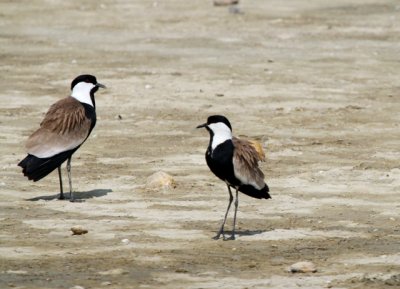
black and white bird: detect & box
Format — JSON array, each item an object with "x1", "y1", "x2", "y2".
[
  {"x1": 197, "y1": 115, "x2": 271, "y2": 240},
  {"x1": 18, "y1": 74, "x2": 106, "y2": 202}
]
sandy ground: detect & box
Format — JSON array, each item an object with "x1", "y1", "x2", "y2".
[{"x1": 1, "y1": 0, "x2": 400, "y2": 288}]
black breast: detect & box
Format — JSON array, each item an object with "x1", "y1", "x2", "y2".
[
  {"x1": 81, "y1": 103, "x2": 97, "y2": 135},
  {"x1": 205, "y1": 140, "x2": 240, "y2": 186}
]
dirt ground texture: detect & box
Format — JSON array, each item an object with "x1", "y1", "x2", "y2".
[{"x1": 1, "y1": 0, "x2": 399, "y2": 288}]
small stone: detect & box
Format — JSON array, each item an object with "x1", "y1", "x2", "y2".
[
  {"x1": 70, "y1": 286, "x2": 85, "y2": 289},
  {"x1": 101, "y1": 281, "x2": 112, "y2": 286},
  {"x1": 121, "y1": 238, "x2": 130, "y2": 244},
  {"x1": 71, "y1": 226, "x2": 88, "y2": 235},
  {"x1": 288, "y1": 261, "x2": 317, "y2": 273},
  {"x1": 146, "y1": 171, "x2": 177, "y2": 191}
]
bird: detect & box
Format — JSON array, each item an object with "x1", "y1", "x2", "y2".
[
  {"x1": 197, "y1": 115, "x2": 271, "y2": 240},
  {"x1": 18, "y1": 74, "x2": 106, "y2": 202}
]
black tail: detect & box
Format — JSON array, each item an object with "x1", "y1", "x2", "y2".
[
  {"x1": 239, "y1": 184, "x2": 271, "y2": 199},
  {"x1": 18, "y1": 151, "x2": 74, "y2": 182}
]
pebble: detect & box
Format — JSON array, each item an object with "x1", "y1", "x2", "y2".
[
  {"x1": 146, "y1": 171, "x2": 176, "y2": 191},
  {"x1": 288, "y1": 261, "x2": 317, "y2": 273},
  {"x1": 71, "y1": 225, "x2": 88, "y2": 235}
]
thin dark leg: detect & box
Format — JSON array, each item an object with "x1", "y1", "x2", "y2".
[
  {"x1": 213, "y1": 185, "x2": 233, "y2": 240},
  {"x1": 58, "y1": 166, "x2": 65, "y2": 200},
  {"x1": 225, "y1": 189, "x2": 239, "y2": 240},
  {"x1": 229, "y1": 188, "x2": 239, "y2": 240},
  {"x1": 66, "y1": 157, "x2": 74, "y2": 202}
]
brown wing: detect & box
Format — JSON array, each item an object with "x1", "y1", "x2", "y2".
[
  {"x1": 26, "y1": 97, "x2": 91, "y2": 158},
  {"x1": 248, "y1": 139, "x2": 266, "y2": 162},
  {"x1": 232, "y1": 137, "x2": 265, "y2": 190}
]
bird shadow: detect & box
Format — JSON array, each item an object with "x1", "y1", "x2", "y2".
[
  {"x1": 26, "y1": 189, "x2": 112, "y2": 202},
  {"x1": 239, "y1": 229, "x2": 267, "y2": 236},
  {"x1": 223, "y1": 229, "x2": 267, "y2": 237}
]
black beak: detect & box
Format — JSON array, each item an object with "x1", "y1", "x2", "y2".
[
  {"x1": 96, "y1": 82, "x2": 106, "y2": 89},
  {"x1": 196, "y1": 123, "x2": 207, "y2": 129}
]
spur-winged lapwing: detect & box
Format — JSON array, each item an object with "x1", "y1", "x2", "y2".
[
  {"x1": 18, "y1": 74, "x2": 106, "y2": 202},
  {"x1": 197, "y1": 115, "x2": 271, "y2": 240}
]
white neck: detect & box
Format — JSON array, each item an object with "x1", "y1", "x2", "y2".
[
  {"x1": 71, "y1": 82, "x2": 95, "y2": 106},
  {"x1": 209, "y1": 122, "x2": 232, "y2": 150}
]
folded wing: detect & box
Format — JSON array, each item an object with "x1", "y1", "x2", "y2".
[
  {"x1": 232, "y1": 137, "x2": 265, "y2": 190},
  {"x1": 26, "y1": 97, "x2": 91, "y2": 158}
]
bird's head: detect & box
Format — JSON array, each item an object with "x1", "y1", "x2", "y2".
[
  {"x1": 197, "y1": 115, "x2": 232, "y2": 139},
  {"x1": 70, "y1": 74, "x2": 106, "y2": 107}
]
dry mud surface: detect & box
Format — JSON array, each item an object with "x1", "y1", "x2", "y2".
[{"x1": 1, "y1": 0, "x2": 400, "y2": 288}]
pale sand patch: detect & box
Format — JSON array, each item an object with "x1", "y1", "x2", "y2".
[
  {"x1": 1, "y1": 0, "x2": 399, "y2": 288},
  {"x1": 143, "y1": 229, "x2": 207, "y2": 240},
  {"x1": 153, "y1": 272, "x2": 360, "y2": 289},
  {"x1": 238, "y1": 228, "x2": 368, "y2": 241},
  {"x1": 339, "y1": 253, "x2": 400, "y2": 266}
]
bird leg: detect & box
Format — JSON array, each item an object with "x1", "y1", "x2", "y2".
[
  {"x1": 57, "y1": 166, "x2": 65, "y2": 200},
  {"x1": 213, "y1": 185, "x2": 233, "y2": 240},
  {"x1": 230, "y1": 189, "x2": 239, "y2": 240},
  {"x1": 66, "y1": 157, "x2": 74, "y2": 202}
]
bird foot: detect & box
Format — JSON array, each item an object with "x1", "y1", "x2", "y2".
[
  {"x1": 223, "y1": 235, "x2": 235, "y2": 241},
  {"x1": 58, "y1": 194, "x2": 65, "y2": 200},
  {"x1": 212, "y1": 234, "x2": 222, "y2": 240},
  {"x1": 212, "y1": 229, "x2": 225, "y2": 240}
]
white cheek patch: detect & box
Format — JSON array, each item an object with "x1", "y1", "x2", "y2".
[
  {"x1": 71, "y1": 82, "x2": 95, "y2": 106},
  {"x1": 209, "y1": 122, "x2": 232, "y2": 150}
]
